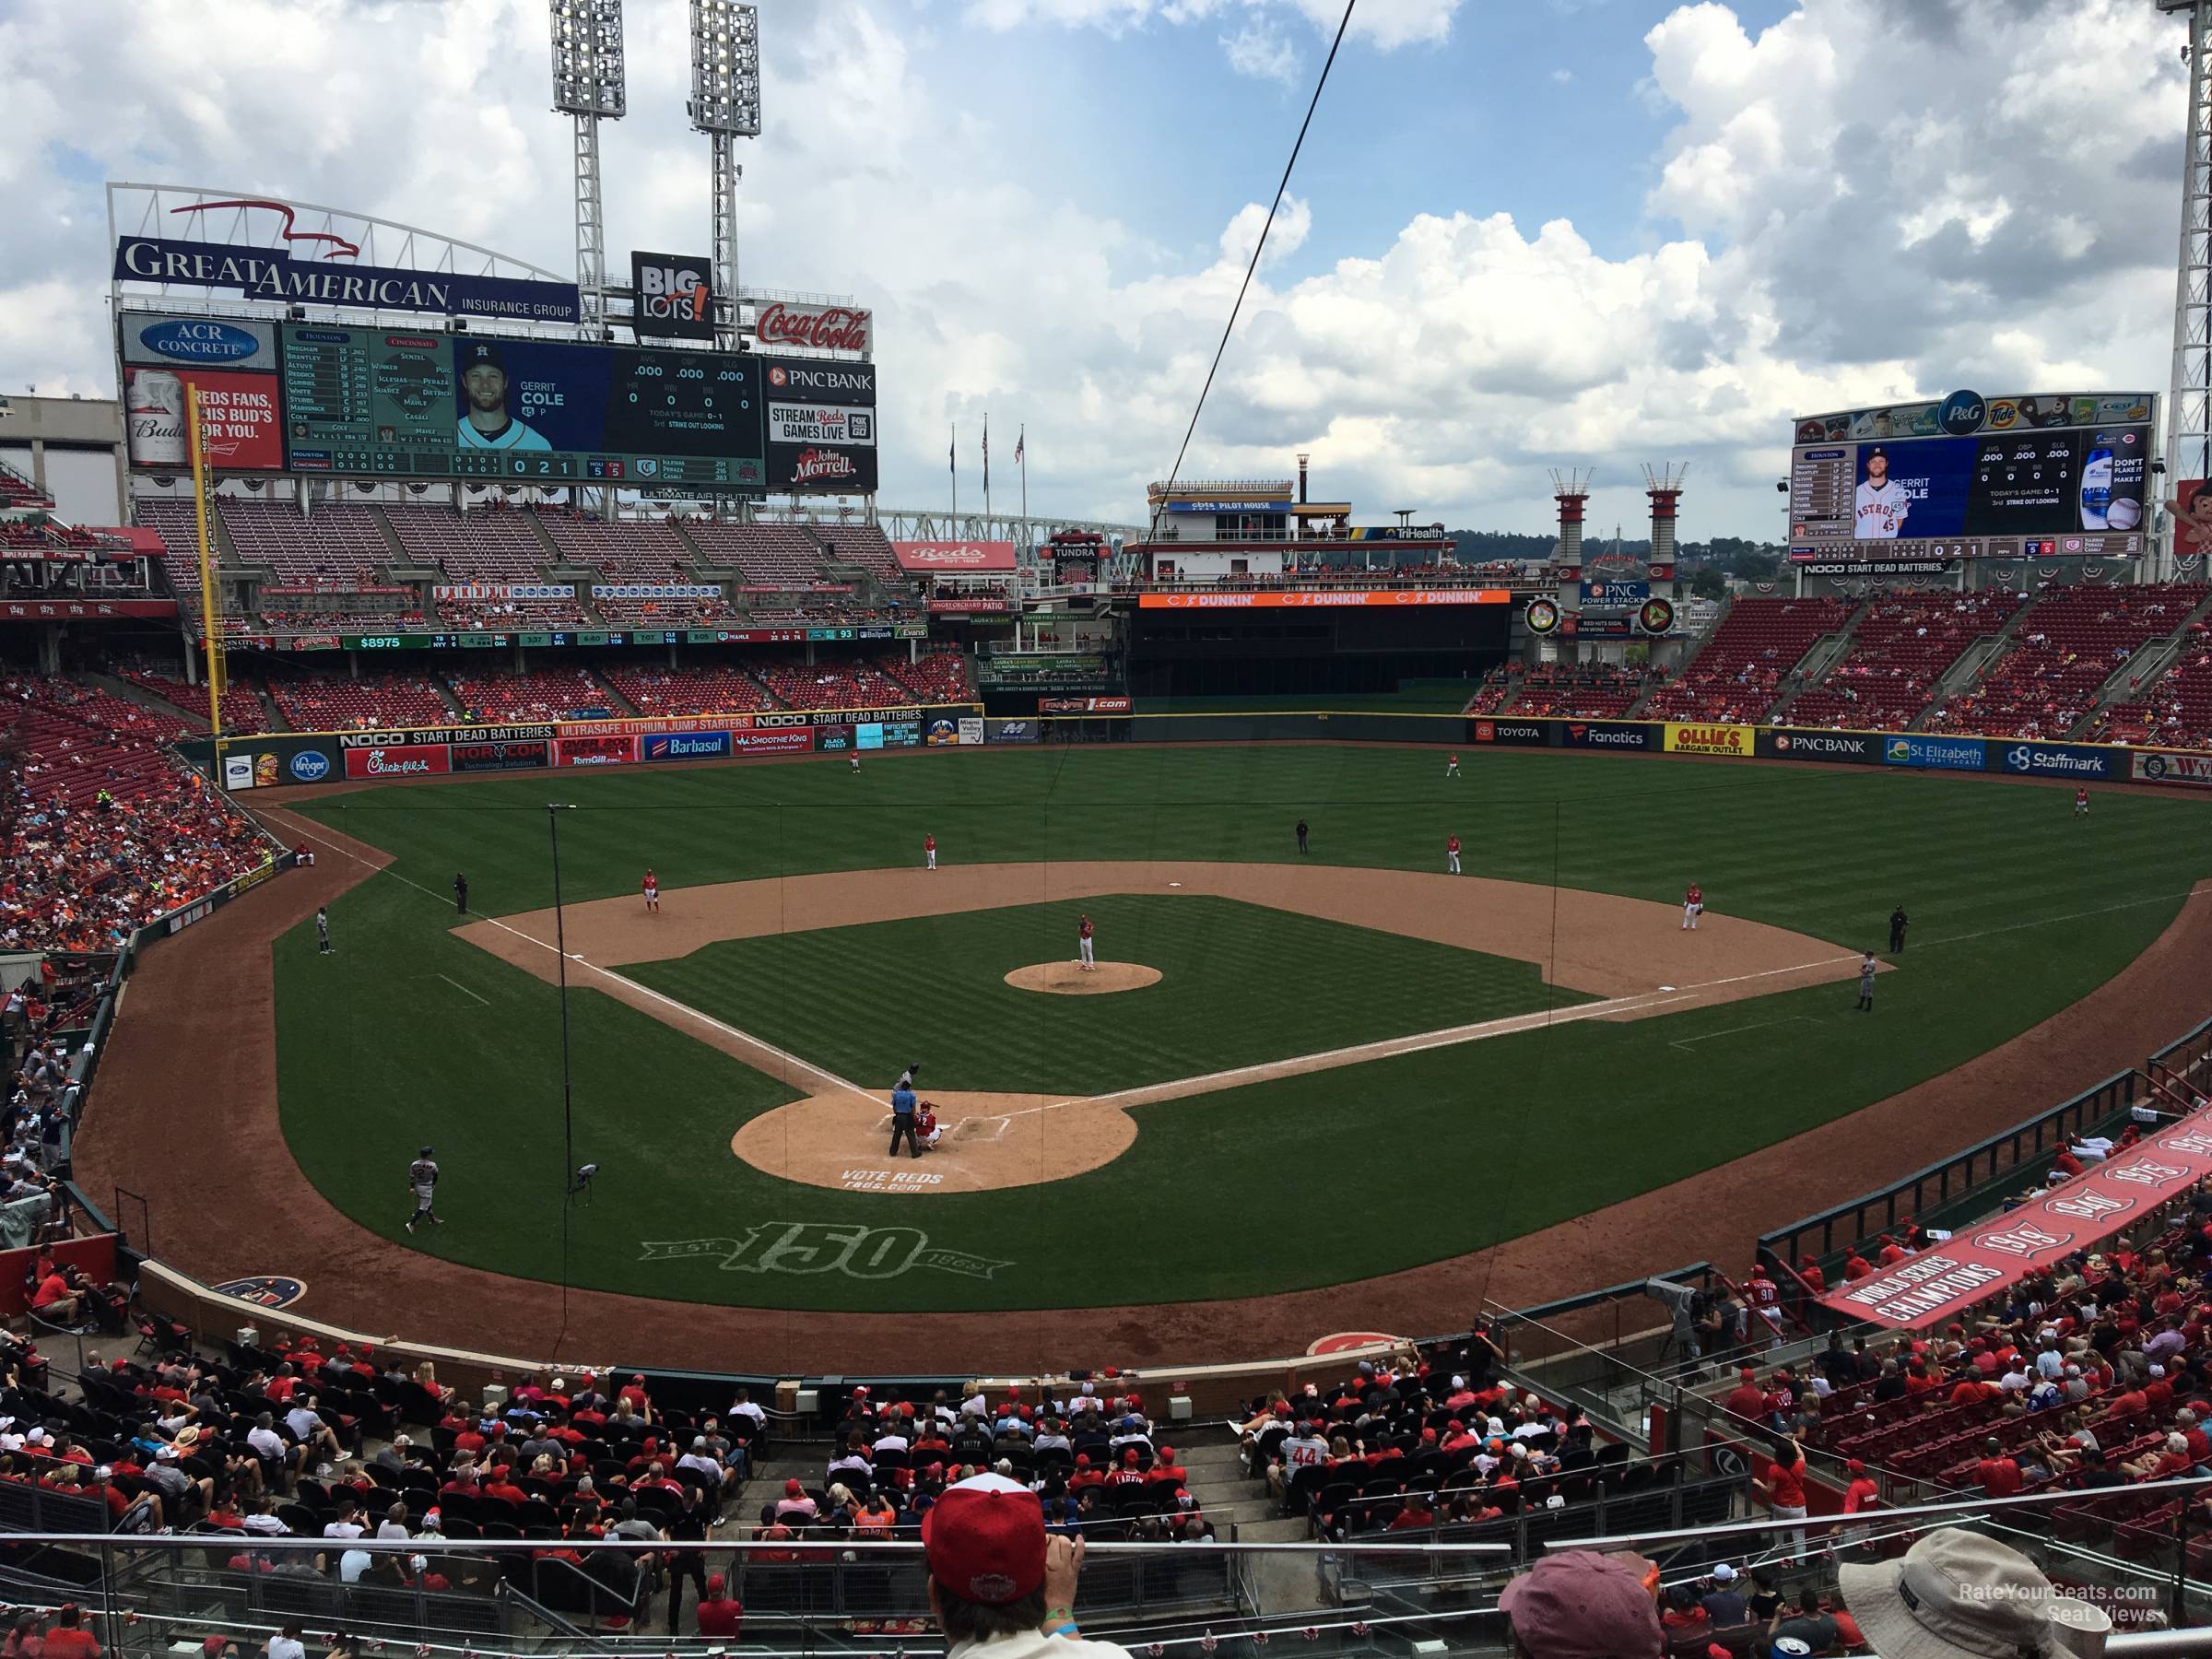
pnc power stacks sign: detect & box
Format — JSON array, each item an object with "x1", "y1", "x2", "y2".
[{"x1": 1663, "y1": 722, "x2": 1753, "y2": 758}]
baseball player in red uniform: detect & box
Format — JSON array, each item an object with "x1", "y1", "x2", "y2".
[
  {"x1": 1445, "y1": 752, "x2": 1461, "y2": 779},
  {"x1": 642, "y1": 868, "x2": 659, "y2": 912},
  {"x1": 1447, "y1": 833, "x2": 1462, "y2": 876},
  {"x1": 2076, "y1": 787, "x2": 2089, "y2": 818},
  {"x1": 1682, "y1": 882, "x2": 1703, "y2": 930},
  {"x1": 1077, "y1": 912, "x2": 1096, "y2": 971},
  {"x1": 915, "y1": 1100, "x2": 941, "y2": 1151},
  {"x1": 924, "y1": 832, "x2": 937, "y2": 870}
]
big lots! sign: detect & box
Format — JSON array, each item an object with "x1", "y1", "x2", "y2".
[{"x1": 343, "y1": 745, "x2": 452, "y2": 780}]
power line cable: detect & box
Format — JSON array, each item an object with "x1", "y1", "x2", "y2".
[{"x1": 1147, "y1": 0, "x2": 1359, "y2": 543}]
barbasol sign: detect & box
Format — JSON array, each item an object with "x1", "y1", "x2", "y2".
[
  {"x1": 1994, "y1": 742, "x2": 2117, "y2": 780},
  {"x1": 644, "y1": 732, "x2": 733, "y2": 761}
]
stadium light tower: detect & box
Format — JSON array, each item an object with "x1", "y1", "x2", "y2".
[
  {"x1": 549, "y1": 0, "x2": 628, "y2": 335},
  {"x1": 2163, "y1": 0, "x2": 2212, "y2": 575},
  {"x1": 688, "y1": 0, "x2": 762, "y2": 350}
]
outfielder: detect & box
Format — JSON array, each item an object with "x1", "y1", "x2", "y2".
[
  {"x1": 406, "y1": 1146, "x2": 441, "y2": 1233},
  {"x1": 2075, "y1": 787, "x2": 2089, "y2": 818},
  {"x1": 1445, "y1": 753, "x2": 1461, "y2": 779},
  {"x1": 1447, "y1": 833, "x2": 1462, "y2": 876},
  {"x1": 924, "y1": 833, "x2": 937, "y2": 871},
  {"x1": 642, "y1": 867, "x2": 659, "y2": 912},
  {"x1": 1077, "y1": 912, "x2": 1096, "y2": 971},
  {"x1": 1682, "y1": 882, "x2": 1704, "y2": 931},
  {"x1": 316, "y1": 907, "x2": 334, "y2": 956},
  {"x1": 849, "y1": 752, "x2": 861, "y2": 774}
]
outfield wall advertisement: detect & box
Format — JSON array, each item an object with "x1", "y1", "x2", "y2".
[{"x1": 208, "y1": 703, "x2": 984, "y2": 786}]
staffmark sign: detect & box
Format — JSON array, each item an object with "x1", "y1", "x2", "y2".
[{"x1": 1996, "y1": 742, "x2": 2117, "y2": 780}]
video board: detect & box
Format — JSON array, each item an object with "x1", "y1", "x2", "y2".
[
  {"x1": 119, "y1": 311, "x2": 878, "y2": 494},
  {"x1": 1787, "y1": 390, "x2": 2154, "y2": 563}
]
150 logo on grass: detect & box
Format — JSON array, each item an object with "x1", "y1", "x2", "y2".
[{"x1": 640, "y1": 1223, "x2": 1010, "y2": 1280}]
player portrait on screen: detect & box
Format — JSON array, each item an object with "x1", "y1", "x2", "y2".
[
  {"x1": 455, "y1": 342, "x2": 551, "y2": 453},
  {"x1": 1855, "y1": 445, "x2": 1910, "y2": 539}
]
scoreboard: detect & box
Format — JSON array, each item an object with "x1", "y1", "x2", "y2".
[
  {"x1": 119, "y1": 309, "x2": 878, "y2": 494},
  {"x1": 278, "y1": 326, "x2": 768, "y2": 486},
  {"x1": 1786, "y1": 389, "x2": 2154, "y2": 564}
]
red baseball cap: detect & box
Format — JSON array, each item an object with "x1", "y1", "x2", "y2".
[
  {"x1": 1499, "y1": 1551, "x2": 1662, "y2": 1659},
  {"x1": 922, "y1": 1474, "x2": 1046, "y2": 1606}
]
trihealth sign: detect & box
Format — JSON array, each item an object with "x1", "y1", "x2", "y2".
[{"x1": 1663, "y1": 722, "x2": 1753, "y2": 758}]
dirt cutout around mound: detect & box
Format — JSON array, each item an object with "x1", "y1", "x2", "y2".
[
  {"x1": 1004, "y1": 961, "x2": 1162, "y2": 994},
  {"x1": 455, "y1": 861, "x2": 1872, "y2": 1194}
]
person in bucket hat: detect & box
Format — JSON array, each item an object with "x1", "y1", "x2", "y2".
[
  {"x1": 1497, "y1": 1549, "x2": 1662, "y2": 1659},
  {"x1": 1839, "y1": 1529, "x2": 2061, "y2": 1659},
  {"x1": 922, "y1": 1472, "x2": 1131, "y2": 1656}
]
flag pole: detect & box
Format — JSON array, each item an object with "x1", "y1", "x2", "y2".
[
  {"x1": 950, "y1": 421, "x2": 958, "y2": 521},
  {"x1": 983, "y1": 412, "x2": 992, "y2": 522},
  {"x1": 1019, "y1": 425, "x2": 1028, "y2": 524}
]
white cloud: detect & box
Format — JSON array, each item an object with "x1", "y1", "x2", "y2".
[
  {"x1": 0, "y1": 0, "x2": 2191, "y2": 538},
  {"x1": 1551, "y1": 67, "x2": 1574, "y2": 84},
  {"x1": 1222, "y1": 19, "x2": 1300, "y2": 82}
]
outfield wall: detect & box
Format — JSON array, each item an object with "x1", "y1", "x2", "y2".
[
  {"x1": 1025, "y1": 707, "x2": 2212, "y2": 791},
  {"x1": 180, "y1": 700, "x2": 987, "y2": 789}
]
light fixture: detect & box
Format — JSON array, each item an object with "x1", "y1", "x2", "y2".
[
  {"x1": 688, "y1": 0, "x2": 760, "y2": 135},
  {"x1": 549, "y1": 0, "x2": 626, "y2": 116}
]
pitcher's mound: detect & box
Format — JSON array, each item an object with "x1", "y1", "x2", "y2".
[{"x1": 1005, "y1": 961, "x2": 1163, "y2": 995}]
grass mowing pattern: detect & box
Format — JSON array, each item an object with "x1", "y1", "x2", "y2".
[
  {"x1": 624, "y1": 894, "x2": 1583, "y2": 1094},
  {"x1": 274, "y1": 746, "x2": 2212, "y2": 1312}
]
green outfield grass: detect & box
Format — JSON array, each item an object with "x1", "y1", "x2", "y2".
[
  {"x1": 274, "y1": 745, "x2": 2212, "y2": 1312},
  {"x1": 623, "y1": 894, "x2": 1583, "y2": 1094}
]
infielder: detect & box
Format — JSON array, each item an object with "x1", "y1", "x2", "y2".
[
  {"x1": 1854, "y1": 446, "x2": 1908, "y2": 539},
  {"x1": 924, "y1": 833, "x2": 937, "y2": 871},
  {"x1": 406, "y1": 1145, "x2": 441, "y2": 1233},
  {"x1": 1447, "y1": 833, "x2": 1462, "y2": 876},
  {"x1": 643, "y1": 867, "x2": 659, "y2": 912},
  {"x1": 1077, "y1": 912, "x2": 1096, "y2": 971},
  {"x1": 1682, "y1": 882, "x2": 1704, "y2": 931},
  {"x1": 1445, "y1": 753, "x2": 1461, "y2": 779},
  {"x1": 316, "y1": 907, "x2": 334, "y2": 956}
]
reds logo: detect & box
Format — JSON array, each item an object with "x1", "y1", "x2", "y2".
[{"x1": 172, "y1": 198, "x2": 360, "y2": 259}]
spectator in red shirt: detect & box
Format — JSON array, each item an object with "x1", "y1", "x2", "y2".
[
  {"x1": 695, "y1": 1574, "x2": 742, "y2": 1638},
  {"x1": 1975, "y1": 1439, "x2": 2023, "y2": 1498},
  {"x1": 1721, "y1": 1368, "x2": 1767, "y2": 1427},
  {"x1": 28, "y1": 1272, "x2": 79, "y2": 1325},
  {"x1": 37, "y1": 1607, "x2": 97, "y2": 1659}
]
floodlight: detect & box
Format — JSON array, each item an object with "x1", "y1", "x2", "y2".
[
  {"x1": 688, "y1": 0, "x2": 761, "y2": 135},
  {"x1": 550, "y1": 0, "x2": 627, "y2": 118}
]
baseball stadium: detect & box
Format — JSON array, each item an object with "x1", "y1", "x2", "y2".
[{"x1": 11, "y1": 2, "x2": 2212, "y2": 1657}]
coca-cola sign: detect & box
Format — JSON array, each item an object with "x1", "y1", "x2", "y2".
[{"x1": 753, "y1": 302, "x2": 872, "y2": 355}]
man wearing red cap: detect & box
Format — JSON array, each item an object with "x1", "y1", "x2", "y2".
[
  {"x1": 1498, "y1": 1550, "x2": 1661, "y2": 1659},
  {"x1": 694, "y1": 1572, "x2": 742, "y2": 1638},
  {"x1": 1719, "y1": 1369, "x2": 1767, "y2": 1429},
  {"x1": 922, "y1": 1472, "x2": 1130, "y2": 1657}
]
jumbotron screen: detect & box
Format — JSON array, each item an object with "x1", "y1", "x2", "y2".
[
  {"x1": 117, "y1": 309, "x2": 878, "y2": 493},
  {"x1": 1786, "y1": 389, "x2": 2155, "y2": 566}
]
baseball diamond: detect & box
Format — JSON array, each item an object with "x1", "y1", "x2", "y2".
[{"x1": 65, "y1": 737, "x2": 2212, "y2": 1370}]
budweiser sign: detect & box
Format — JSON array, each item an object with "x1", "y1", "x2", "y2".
[
  {"x1": 754, "y1": 301, "x2": 872, "y2": 354},
  {"x1": 788, "y1": 447, "x2": 858, "y2": 485}
]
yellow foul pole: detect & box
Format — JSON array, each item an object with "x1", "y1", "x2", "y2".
[{"x1": 184, "y1": 388, "x2": 227, "y2": 738}]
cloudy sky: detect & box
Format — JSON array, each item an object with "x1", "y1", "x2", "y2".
[{"x1": 0, "y1": 0, "x2": 2189, "y2": 535}]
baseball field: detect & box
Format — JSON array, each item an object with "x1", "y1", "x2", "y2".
[
  {"x1": 194, "y1": 739, "x2": 2210, "y2": 1332},
  {"x1": 65, "y1": 735, "x2": 2212, "y2": 1371}
]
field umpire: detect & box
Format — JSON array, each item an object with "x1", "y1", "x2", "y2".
[{"x1": 1888, "y1": 904, "x2": 1907, "y2": 953}]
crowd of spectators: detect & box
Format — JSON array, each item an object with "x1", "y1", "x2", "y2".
[
  {"x1": 2, "y1": 679, "x2": 270, "y2": 954},
  {"x1": 1924, "y1": 583, "x2": 2209, "y2": 740},
  {"x1": 1506, "y1": 663, "x2": 1650, "y2": 719}
]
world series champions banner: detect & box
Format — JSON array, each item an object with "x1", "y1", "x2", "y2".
[{"x1": 1818, "y1": 1102, "x2": 2212, "y2": 1329}]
